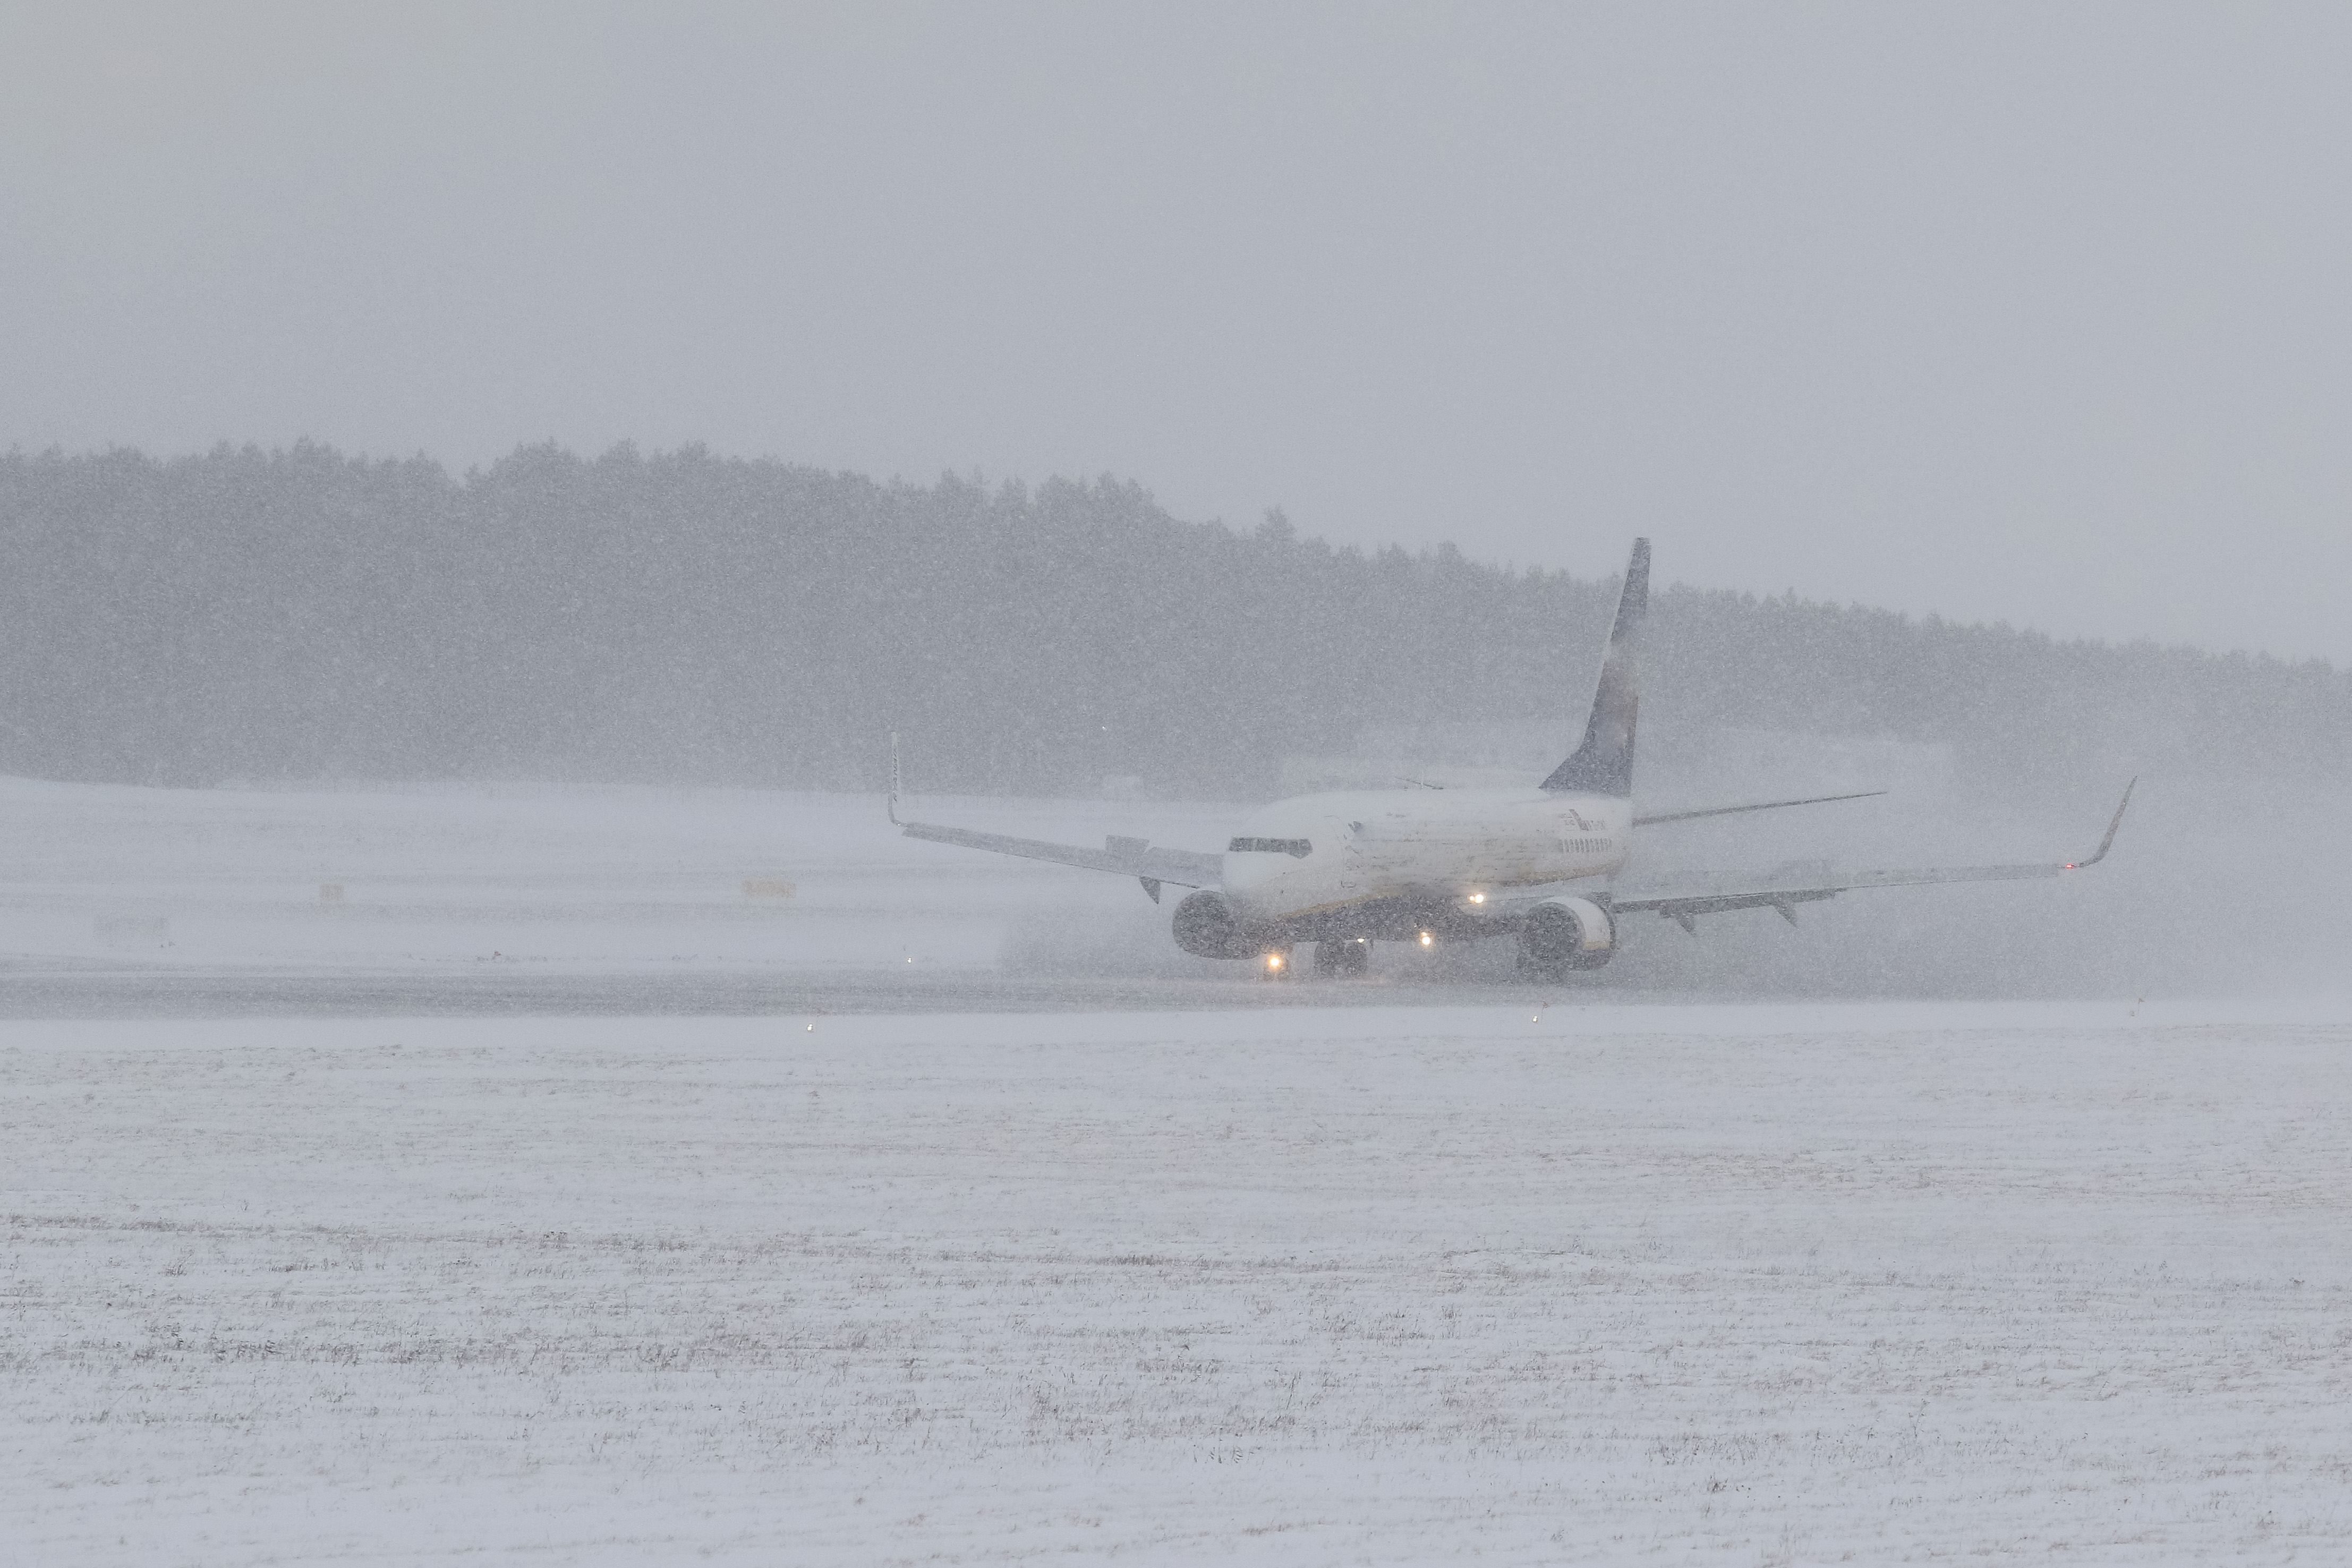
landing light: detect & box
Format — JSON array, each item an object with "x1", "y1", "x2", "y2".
[
  {"x1": 1266, "y1": 953, "x2": 1284, "y2": 972},
  {"x1": 1468, "y1": 892, "x2": 1486, "y2": 904},
  {"x1": 1418, "y1": 931, "x2": 1433, "y2": 947}
]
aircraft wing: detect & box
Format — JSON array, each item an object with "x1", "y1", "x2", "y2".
[
  {"x1": 885, "y1": 734, "x2": 1221, "y2": 899},
  {"x1": 1614, "y1": 780, "x2": 2135, "y2": 932},
  {"x1": 1632, "y1": 789, "x2": 1886, "y2": 827},
  {"x1": 894, "y1": 818, "x2": 1222, "y2": 897}
]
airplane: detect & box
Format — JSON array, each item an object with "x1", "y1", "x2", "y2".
[{"x1": 888, "y1": 539, "x2": 2134, "y2": 980}]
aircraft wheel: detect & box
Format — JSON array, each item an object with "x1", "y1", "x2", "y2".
[
  {"x1": 1516, "y1": 947, "x2": 1572, "y2": 983},
  {"x1": 1313, "y1": 938, "x2": 1370, "y2": 977},
  {"x1": 1519, "y1": 903, "x2": 1611, "y2": 980}
]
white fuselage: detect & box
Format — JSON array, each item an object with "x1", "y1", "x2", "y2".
[{"x1": 1218, "y1": 788, "x2": 1632, "y2": 924}]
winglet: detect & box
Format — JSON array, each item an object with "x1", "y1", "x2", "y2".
[
  {"x1": 887, "y1": 732, "x2": 903, "y2": 826},
  {"x1": 2065, "y1": 777, "x2": 2136, "y2": 870}
]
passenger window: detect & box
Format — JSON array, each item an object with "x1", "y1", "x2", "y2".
[{"x1": 1226, "y1": 837, "x2": 1313, "y2": 857}]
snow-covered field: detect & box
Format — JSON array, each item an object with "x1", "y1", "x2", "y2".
[
  {"x1": 0, "y1": 773, "x2": 1237, "y2": 985},
  {"x1": 4, "y1": 775, "x2": 2348, "y2": 1558},
  {"x1": 8, "y1": 768, "x2": 2350, "y2": 1007},
  {"x1": 8, "y1": 769, "x2": 2348, "y2": 1009},
  {"x1": 8, "y1": 1000, "x2": 2349, "y2": 1563}
]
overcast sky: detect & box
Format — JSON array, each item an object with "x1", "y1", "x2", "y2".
[{"x1": 6, "y1": 2, "x2": 2348, "y2": 661}]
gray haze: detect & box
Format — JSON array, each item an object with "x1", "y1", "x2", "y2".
[{"x1": 7, "y1": 2, "x2": 2351, "y2": 662}]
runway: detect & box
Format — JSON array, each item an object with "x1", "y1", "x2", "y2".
[{"x1": 0, "y1": 960, "x2": 1569, "y2": 1017}]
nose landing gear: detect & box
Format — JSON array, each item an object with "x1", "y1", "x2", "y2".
[{"x1": 1311, "y1": 938, "x2": 1371, "y2": 977}]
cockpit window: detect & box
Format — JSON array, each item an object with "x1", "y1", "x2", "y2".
[{"x1": 1228, "y1": 837, "x2": 1313, "y2": 857}]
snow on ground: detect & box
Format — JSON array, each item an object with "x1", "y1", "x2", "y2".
[
  {"x1": 0, "y1": 775, "x2": 1253, "y2": 993},
  {"x1": 8, "y1": 770, "x2": 2349, "y2": 1003},
  {"x1": 5, "y1": 774, "x2": 2350, "y2": 1558},
  {"x1": 8, "y1": 1000, "x2": 2350, "y2": 1563}
]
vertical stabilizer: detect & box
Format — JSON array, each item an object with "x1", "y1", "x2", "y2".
[{"x1": 1540, "y1": 539, "x2": 1648, "y2": 797}]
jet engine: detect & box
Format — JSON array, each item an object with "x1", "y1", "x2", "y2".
[
  {"x1": 1518, "y1": 895, "x2": 1614, "y2": 978},
  {"x1": 1172, "y1": 890, "x2": 1259, "y2": 960}
]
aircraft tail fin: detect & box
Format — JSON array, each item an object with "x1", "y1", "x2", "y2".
[{"x1": 1541, "y1": 538, "x2": 1648, "y2": 797}]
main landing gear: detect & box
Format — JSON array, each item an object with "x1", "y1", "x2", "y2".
[{"x1": 1311, "y1": 937, "x2": 1371, "y2": 977}]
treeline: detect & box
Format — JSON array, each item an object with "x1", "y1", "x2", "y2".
[{"x1": 2, "y1": 441, "x2": 2344, "y2": 796}]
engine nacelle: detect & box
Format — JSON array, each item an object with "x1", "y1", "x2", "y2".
[
  {"x1": 1172, "y1": 890, "x2": 1260, "y2": 960},
  {"x1": 1518, "y1": 895, "x2": 1615, "y2": 976}
]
